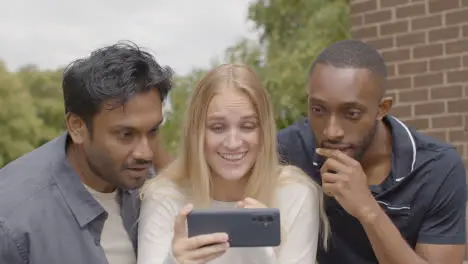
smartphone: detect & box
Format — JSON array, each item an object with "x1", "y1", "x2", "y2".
[{"x1": 187, "y1": 207, "x2": 281, "y2": 247}]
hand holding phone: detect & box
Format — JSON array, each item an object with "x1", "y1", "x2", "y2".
[
  {"x1": 235, "y1": 197, "x2": 267, "y2": 209},
  {"x1": 187, "y1": 205, "x2": 281, "y2": 248},
  {"x1": 171, "y1": 204, "x2": 230, "y2": 264}
]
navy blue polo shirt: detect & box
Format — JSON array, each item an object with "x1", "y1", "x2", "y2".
[{"x1": 277, "y1": 115, "x2": 467, "y2": 264}]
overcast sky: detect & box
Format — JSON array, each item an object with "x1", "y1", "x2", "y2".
[{"x1": 0, "y1": 0, "x2": 259, "y2": 75}]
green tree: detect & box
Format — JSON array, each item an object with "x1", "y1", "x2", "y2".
[
  {"x1": 0, "y1": 62, "x2": 45, "y2": 167},
  {"x1": 247, "y1": 0, "x2": 350, "y2": 129},
  {"x1": 159, "y1": 69, "x2": 207, "y2": 153},
  {"x1": 224, "y1": 38, "x2": 263, "y2": 70},
  {"x1": 160, "y1": 0, "x2": 350, "y2": 152},
  {"x1": 16, "y1": 66, "x2": 65, "y2": 145},
  {"x1": 0, "y1": 0, "x2": 351, "y2": 163}
]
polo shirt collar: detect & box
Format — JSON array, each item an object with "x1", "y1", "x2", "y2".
[
  {"x1": 385, "y1": 116, "x2": 417, "y2": 181},
  {"x1": 310, "y1": 115, "x2": 417, "y2": 181}
]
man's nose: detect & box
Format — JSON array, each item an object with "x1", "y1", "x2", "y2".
[
  {"x1": 132, "y1": 137, "x2": 153, "y2": 161},
  {"x1": 323, "y1": 116, "x2": 344, "y2": 141}
]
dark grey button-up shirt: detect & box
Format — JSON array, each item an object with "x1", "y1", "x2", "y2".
[{"x1": 0, "y1": 133, "x2": 141, "y2": 264}]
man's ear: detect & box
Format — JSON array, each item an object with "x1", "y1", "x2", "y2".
[
  {"x1": 66, "y1": 113, "x2": 88, "y2": 144},
  {"x1": 377, "y1": 96, "x2": 393, "y2": 120}
]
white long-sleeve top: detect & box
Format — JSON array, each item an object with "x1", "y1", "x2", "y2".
[{"x1": 137, "y1": 177, "x2": 320, "y2": 264}]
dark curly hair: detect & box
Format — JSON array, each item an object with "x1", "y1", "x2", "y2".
[{"x1": 62, "y1": 40, "x2": 174, "y2": 131}]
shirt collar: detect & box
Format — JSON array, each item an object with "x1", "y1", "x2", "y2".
[
  {"x1": 51, "y1": 133, "x2": 105, "y2": 227},
  {"x1": 50, "y1": 133, "x2": 140, "y2": 252},
  {"x1": 310, "y1": 115, "x2": 417, "y2": 181},
  {"x1": 384, "y1": 116, "x2": 417, "y2": 181}
]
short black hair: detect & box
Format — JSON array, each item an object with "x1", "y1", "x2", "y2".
[
  {"x1": 309, "y1": 39, "x2": 387, "y2": 81},
  {"x1": 62, "y1": 40, "x2": 173, "y2": 129}
]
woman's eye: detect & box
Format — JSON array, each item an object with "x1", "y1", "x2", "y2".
[
  {"x1": 242, "y1": 122, "x2": 257, "y2": 130},
  {"x1": 210, "y1": 125, "x2": 224, "y2": 133}
]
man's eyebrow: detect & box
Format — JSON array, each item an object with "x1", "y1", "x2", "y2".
[
  {"x1": 112, "y1": 119, "x2": 164, "y2": 131},
  {"x1": 341, "y1": 102, "x2": 365, "y2": 108},
  {"x1": 308, "y1": 97, "x2": 365, "y2": 108},
  {"x1": 308, "y1": 97, "x2": 326, "y2": 104}
]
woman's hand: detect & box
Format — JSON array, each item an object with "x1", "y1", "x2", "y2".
[
  {"x1": 235, "y1": 197, "x2": 267, "y2": 209},
  {"x1": 171, "y1": 204, "x2": 230, "y2": 264}
]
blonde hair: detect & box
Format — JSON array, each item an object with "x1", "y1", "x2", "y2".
[{"x1": 140, "y1": 63, "x2": 329, "y2": 249}]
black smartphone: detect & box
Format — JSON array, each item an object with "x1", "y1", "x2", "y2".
[{"x1": 187, "y1": 207, "x2": 281, "y2": 247}]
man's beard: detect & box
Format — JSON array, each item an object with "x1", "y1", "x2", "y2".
[{"x1": 353, "y1": 121, "x2": 378, "y2": 161}]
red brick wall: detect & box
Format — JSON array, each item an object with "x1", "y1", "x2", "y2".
[
  {"x1": 349, "y1": 0, "x2": 468, "y2": 258},
  {"x1": 349, "y1": 0, "x2": 468, "y2": 167}
]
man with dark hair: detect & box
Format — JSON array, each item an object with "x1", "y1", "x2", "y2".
[
  {"x1": 0, "y1": 41, "x2": 173, "y2": 264},
  {"x1": 278, "y1": 39, "x2": 466, "y2": 263}
]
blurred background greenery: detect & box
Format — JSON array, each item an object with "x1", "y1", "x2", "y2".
[{"x1": 0, "y1": 0, "x2": 350, "y2": 167}]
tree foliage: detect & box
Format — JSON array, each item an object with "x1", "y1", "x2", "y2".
[
  {"x1": 0, "y1": 63, "x2": 46, "y2": 165},
  {"x1": 248, "y1": 0, "x2": 350, "y2": 129},
  {"x1": 16, "y1": 66, "x2": 65, "y2": 144},
  {"x1": 159, "y1": 68, "x2": 207, "y2": 154},
  {"x1": 0, "y1": 0, "x2": 350, "y2": 167}
]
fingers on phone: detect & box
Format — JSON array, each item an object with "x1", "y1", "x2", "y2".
[
  {"x1": 174, "y1": 204, "x2": 193, "y2": 237},
  {"x1": 187, "y1": 232, "x2": 229, "y2": 250},
  {"x1": 244, "y1": 197, "x2": 256, "y2": 203},
  {"x1": 190, "y1": 242, "x2": 229, "y2": 262},
  {"x1": 181, "y1": 203, "x2": 194, "y2": 215}
]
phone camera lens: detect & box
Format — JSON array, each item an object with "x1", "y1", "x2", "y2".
[
  {"x1": 258, "y1": 216, "x2": 264, "y2": 221},
  {"x1": 267, "y1": 216, "x2": 273, "y2": 222}
]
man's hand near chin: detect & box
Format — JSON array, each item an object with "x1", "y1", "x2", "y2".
[{"x1": 316, "y1": 147, "x2": 466, "y2": 264}]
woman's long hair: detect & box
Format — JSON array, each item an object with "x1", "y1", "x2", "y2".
[{"x1": 140, "y1": 63, "x2": 329, "y2": 248}]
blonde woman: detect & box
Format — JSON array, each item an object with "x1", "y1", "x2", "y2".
[{"x1": 137, "y1": 64, "x2": 329, "y2": 264}]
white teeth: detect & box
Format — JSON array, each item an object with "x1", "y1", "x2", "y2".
[{"x1": 219, "y1": 152, "x2": 247, "y2": 161}]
